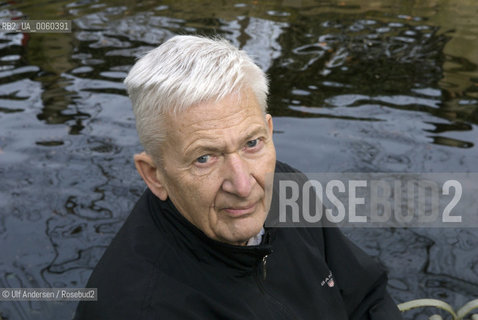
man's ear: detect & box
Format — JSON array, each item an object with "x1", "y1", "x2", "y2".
[
  {"x1": 266, "y1": 114, "x2": 274, "y2": 136},
  {"x1": 134, "y1": 152, "x2": 168, "y2": 201}
]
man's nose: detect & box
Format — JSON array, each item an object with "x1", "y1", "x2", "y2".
[{"x1": 221, "y1": 153, "x2": 253, "y2": 197}]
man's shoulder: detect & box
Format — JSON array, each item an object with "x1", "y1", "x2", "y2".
[
  {"x1": 75, "y1": 189, "x2": 170, "y2": 319},
  {"x1": 275, "y1": 160, "x2": 302, "y2": 173},
  {"x1": 274, "y1": 160, "x2": 310, "y2": 187},
  {"x1": 102, "y1": 189, "x2": 165, "y2": 262}
]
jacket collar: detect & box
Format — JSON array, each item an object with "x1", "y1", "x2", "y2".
[{"x1": 148, "y1": 191, "x2": 273, "y2": 274}]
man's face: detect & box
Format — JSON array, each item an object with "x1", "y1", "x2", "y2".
[{"x1": 157, "y1": 88, "x2": 276, "y2": 246}]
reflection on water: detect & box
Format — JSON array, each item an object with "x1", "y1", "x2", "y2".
[{"x1": 0, "y1": 0, "x2": 477, "y2": 319}]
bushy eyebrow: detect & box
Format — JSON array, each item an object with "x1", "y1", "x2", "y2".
[
  {"x1": 242, "y1": 126, "x2": 269, "y2": 144},
  {"x1": 184, "y1": 125, "x2": 269, "y2": 159}
]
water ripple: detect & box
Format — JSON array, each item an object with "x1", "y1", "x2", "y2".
[{"x1": 1, "y1": 1, "x2": 478, "y2": 319}]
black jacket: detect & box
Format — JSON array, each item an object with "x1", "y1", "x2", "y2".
[{"x1": 75, "y1": 161, "x2": 403, "y2": 319}]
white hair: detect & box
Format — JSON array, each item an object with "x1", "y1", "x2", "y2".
[{"x1": 123, "y1": 35, "x2": 269, "y2": 162}]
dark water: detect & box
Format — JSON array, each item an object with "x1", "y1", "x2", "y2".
[{"x1": 0, "y1": 0, "x2": 477, "y2": 319}]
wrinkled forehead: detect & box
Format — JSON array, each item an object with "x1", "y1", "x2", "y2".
[{"x1": 162, "y1": 88, "x2": 267, "y2": 147}]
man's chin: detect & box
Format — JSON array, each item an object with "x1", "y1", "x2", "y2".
[{"x1": 219, "y1": 222, "x2": 265, "y2": 246}]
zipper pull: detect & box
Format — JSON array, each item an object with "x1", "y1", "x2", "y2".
[{"x1": 262, "y1": 254, "x2": 268, "y2": 280}]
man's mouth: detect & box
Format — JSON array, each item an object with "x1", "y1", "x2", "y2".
[{"x1": 223, "y1": 201, "x2": 258, "y2": 216}]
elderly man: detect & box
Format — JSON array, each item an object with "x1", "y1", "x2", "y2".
[{"x1": 75, "y1": 35, "x2": 402, "y2": 319}]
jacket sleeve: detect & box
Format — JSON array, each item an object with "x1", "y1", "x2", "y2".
[{"x1": 322, "y1": 227, "x2": 403, "y2": 320}]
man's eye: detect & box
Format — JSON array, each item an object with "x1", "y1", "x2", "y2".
[
  {"x1": 196, "y1": 155, "x2": 210, "y2": 164},
  {"x1": 246, "y1": 139, "x2": 259, "y2": 148}
]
